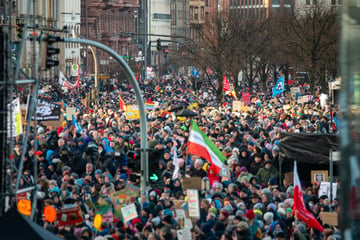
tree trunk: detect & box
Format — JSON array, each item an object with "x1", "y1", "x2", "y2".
[
  {"x1": 319, "y1": 68, "x2": 327, "y2": 94},
  {"x1": 308, "y1": 70, "x2": 316, "y2": 95},
  {"x1": 261, "y1": 72, "x2": 267, "y2": 92},
  {"x1": 216, "y1": 71, "x2": 224, "y2": 102}
]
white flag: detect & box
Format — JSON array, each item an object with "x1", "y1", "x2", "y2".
[{"x1": 59, "y1": 71, "x2": 67, "y2": 86}]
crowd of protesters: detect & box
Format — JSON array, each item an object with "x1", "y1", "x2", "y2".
[{"x1": 8, "y1": 73, "x2": 341, "y2": 240}]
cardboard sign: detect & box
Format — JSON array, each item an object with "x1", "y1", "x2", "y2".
[
  {"x1": 121, "y1": 203, "x2": 138, "y2": 222},
  {"x1": 284, "y1": 172, "x2": 294, "y2": 185},
  {"x1": 57, "y1": 206, "x2": 83, "y2": 226},
  {"x1": 182, "y1": 177, "x2": 201, "y2": 190},
  {"x1": 177, "y1": 227, "x2": 192, "y2": 240},
  {"x1": 126, "y1": 105, "x2": 140, "y2": 119},
  {"x1": 242, "y1": 93, "x2": 251, "y2": 105},
  {"x1": 187, "y1": 189, "x2": 200, "y2": 218},
  {"x1": 320, "y1": 212, "x2": 338, "y2": 226},
  {"x1": 232, "y1": 101, "x2": 243, "y2": 112}
]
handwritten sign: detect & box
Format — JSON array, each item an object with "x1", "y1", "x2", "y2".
[
  {"x1": 187, "y1": 189, "x2": 200, "y2": 218},
  {"x1": 320, "y1": 212, "x2": 338, "y2": 226},
  {"x1": 121, "y1": 203, "x2": 138, "y2": 222}
]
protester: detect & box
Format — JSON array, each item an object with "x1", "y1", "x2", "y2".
[{"x1": 8, "y1": 73, "x2": 340, "y2": 240}]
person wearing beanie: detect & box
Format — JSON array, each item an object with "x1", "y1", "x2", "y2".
[
  {"x1": 220, "y1": 210, "x2": 229, "y2": 223},
  {"x1": 245, "y1": 209, "x2": 262, "y2": 240},
  {"x1": 256, "y1": 160, "x2": 279, "y2": 185}
]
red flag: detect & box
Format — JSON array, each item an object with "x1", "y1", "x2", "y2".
[
  {"x1": 223, "y1": 74, "x2": 231, "y2": 92},
  {"x1": 119, "y1": 95, "x2": 126, "y2": 111},
  {"x1": 289, "y1": 79, "x2": 294, "y2": 85},
  {"x1": 293, "y1": 161, "x2": 324, "y2": 232}
]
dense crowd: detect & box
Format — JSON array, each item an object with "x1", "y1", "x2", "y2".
[{"x1": 9, "y1": 74, "x2": 341, "y2": 240}]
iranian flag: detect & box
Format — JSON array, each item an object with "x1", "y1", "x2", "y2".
[
  {"x1": 188, "y1": 121, "x2": 226, "y2": 173},
  {"x1": 293, "y1": 161, "x2": 324, "y2": 232}
]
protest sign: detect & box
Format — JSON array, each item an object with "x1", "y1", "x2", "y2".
[
  {"x1": 242, "y1": 92, "x2": 251, "y2": 105},
  {"x1": 7, "y1": 98, "x2": 22, "y2": 137},
  {"x1": 177, "y1": 227, "x2": 192, "y2": 240},
  {"x1": 182, "y1": 177, "x2": 201, "y2": 190},
  {"x1": 318, "y1": 182, "x2": 337, "y2": 200},
  {"x1": 291, "y1": 87, "x2": 301, "y2": 98},
  {"x1": 57, "y1": 206, "x2": 83, "y2": 226},
  {"x1": 121, "y1": 203, "x2": 138, "y2": 222},
  {"x1": 126, "y1": 105, "x2": 140, "y2": 119},
  {"x1": 320, "y1": 212, "x2": 338, "y2": 226},
  {"x1": 232, "y1": 101, "x2": 243, "y2": 112},
  {"x1": 187, "y1": 189, "x2": 200, "y2": 218}
]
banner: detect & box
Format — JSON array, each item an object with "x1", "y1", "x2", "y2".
[
  {"x1": 126, "y1": 105, "x2": 140, "y2": 119},
  {"x1": 7, "y1": 98, "x2": 22, "y2": 137},
  {"x1": 27, "y1": 97, "x2": 61, "y2": 121},
  {"x1": 71, "y1": 64, "x2": 79, "y2": 77},
  {"x1": 56, "y1": 206, "x2": 83, "y2": 226}
]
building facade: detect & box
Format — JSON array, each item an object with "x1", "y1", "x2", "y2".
[
  {"x1": 81, "y1": 0, "x2": 139, "y2": 77},
  {"x1": 229, "y1": 0, "x2": 292, "y2": 18}
]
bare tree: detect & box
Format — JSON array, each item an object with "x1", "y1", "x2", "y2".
[{"x1": 278, "y1": 3, "x2": 339, "y2": 94}]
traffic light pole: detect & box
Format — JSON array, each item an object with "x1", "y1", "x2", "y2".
[{"x1": 62, "y1": 38, "x2": 149, "y2": 201}]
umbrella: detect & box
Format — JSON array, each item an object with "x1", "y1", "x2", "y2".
[
  {"x1": 175, "y1": 109, "x2": 198, "y2": 117},
  {"x1": 167, "y1": 103, "x2": 187, "y2": 112}
]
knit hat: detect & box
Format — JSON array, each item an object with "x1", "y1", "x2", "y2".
[
  {"x1": 220, "y1": 211, "x2": 229, "y2": 219},
  {"x1": 245, "y1": 209, "x2": 255, "y2": 219}
]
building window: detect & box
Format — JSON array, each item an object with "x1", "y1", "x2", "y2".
[
  {"x1": 338, "y1": 0, "x2": 341, "y2": 4},
  {"x1": 313, "y1": 0, "x2": 317, "y2": 5},
  {"x1": 201, "y1": 7, "x2": 205, "y2": 20},
  {"x1": 190, "y1": 7, "x2": 193, "y2": 20},
  {"x1": 194, "y1": 7, "x2": 198, "y2": 20},
  {"x1": 153, "y1": 13, "x2": 171, "y2": 20},
  {"x1": 306, "y1": 0, "x2": 310, "y2": 5},
  {"x1": 331, "y1": 0, "x2": 336, "y2": 4}
]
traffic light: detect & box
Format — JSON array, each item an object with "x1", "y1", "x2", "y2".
[
  {"x1": 45, "y1": 35, "x2": 61, "y2": 69},
  {"x1": 156, "y1": 38, "x2": 161, "y2": 51},
  {"x1": 16, "y1": 23, "x2": 24, "y2": 39}
]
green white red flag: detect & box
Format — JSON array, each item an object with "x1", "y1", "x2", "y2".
[
  {"x1": 188, "y1": 121, "x2": 226, "y2": 173},
  {"x1": 293, "y1": 161, "x2": 324, "y2": 232}
]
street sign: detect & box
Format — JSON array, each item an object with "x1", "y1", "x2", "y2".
[
  {"x1": 135, "y1": 56, "x2": 144, "y2": 62},
  {"x1": 192, "y1": 68, "x2": 199, "y2": 77}
]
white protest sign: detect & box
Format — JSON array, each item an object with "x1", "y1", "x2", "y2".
[
  {"x1": 175, "y1": 209, "x2": 186, "y2": 220},
  {"x1": 318, "y1": 182, "x2": 337, "y2": 200},
  {"x1": 187, "y1": 189, "x2": 200, "y2": 218},
  {"x1": 177, "y1": 227, "x2": 192, "y2": 240},
  {"x1": 121, "y1": 203, "x2": 138, "y2": 222},
  {"x1": 184, "y1": 218, "x2": 193, "y2": 229}
]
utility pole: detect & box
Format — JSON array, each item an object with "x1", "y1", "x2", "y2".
[{"x1": 0, "y1": 25, "x2": 9, "y2": 218}]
